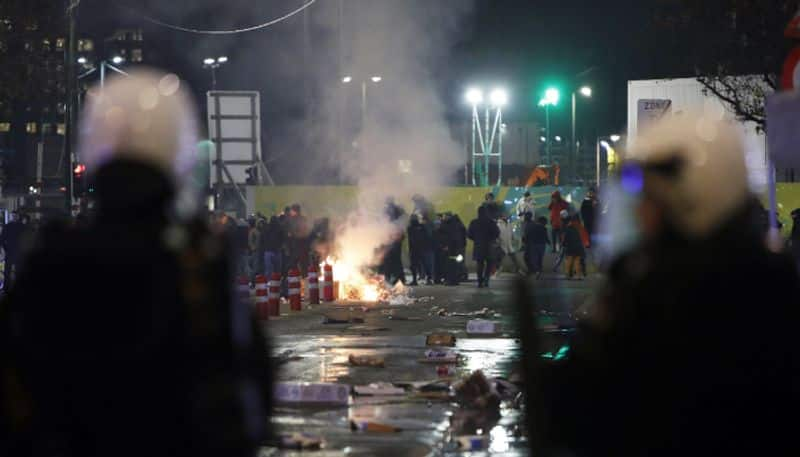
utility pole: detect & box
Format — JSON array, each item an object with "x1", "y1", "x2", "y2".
[{"x1": 64, "y1": 0, "x2": 79, "y2": 213}]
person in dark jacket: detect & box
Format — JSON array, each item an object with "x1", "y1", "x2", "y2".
[
  {"x1": 561, "y1": 214, "x2": 586, "y2": 279},
  {"x1": 262, "y1": 215, "x2": 285, "y2": 279},
  {"x1": 433, "y1": 215, "x2": 447, "y2": 284},
  {"x1": 468, "y1": 205, "x2": 500, "y2": 288},
  {"x1": 532, "y1": 114, "x2": 800, "y2": 456},
  {"x1": 452, "y1": 214, "x2": 468, "y2": 281},
  {"x1": 1, "y1": 212, "x2": 26, "y2": 289},
  {"x1": 0, "y1": 71, "x2": 272, "y2": 457},
  {"x1": 382, "y1": 197, "x2": 406, "y2": 284},
  {"x1": 523, "y1": 214, "x2": 550, "y2": 278},
  {"x1": 408, "y1": 214, "x2": 432, "y2": 285},
  {"x1": 580, "y1": 188, "x2": 598, "y2": 245}
]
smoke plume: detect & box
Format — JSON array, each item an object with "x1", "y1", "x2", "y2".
[{"x1": 312, "y1": 0, "x2": 475, "y2": 271}]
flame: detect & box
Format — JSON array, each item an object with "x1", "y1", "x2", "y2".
[{"x1": 321, "y1": 256, "x2": 393, "y2": 303}]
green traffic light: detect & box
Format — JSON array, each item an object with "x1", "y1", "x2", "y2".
[{"x1": 539, "y1": 87, "x2": 560, "y2": 107}]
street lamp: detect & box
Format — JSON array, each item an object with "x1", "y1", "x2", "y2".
[
  {"x1": 342, "y1": 75, "x2": 353, "y2": 83},
  {"x1": 342, "y1": 75, "x2": 383, "y2": 153},
  {"x1": 111, "y1": 55, "x2": 124, "y2": 65},
  {"x1": 538, "y1": 87, "x2": 560, "y2": 165},
  {"x1": 466, "y1": 86, "x2": 508, "y2": 186},
  {"x1": 203, "y1": 56, "x2": 229, "y2": 90},
  {"x1": 610, "y1": 134, "x2": 621, "y2": 143},
  {"x1": 466, "y1": 87, "x2": 483, "y2": 105},
  {"x1": 77, "y1": 56, "x2": 87, "y2": 65},
  {"x1": 571, "y1": 85, "x2": 592, "y2": 162}
]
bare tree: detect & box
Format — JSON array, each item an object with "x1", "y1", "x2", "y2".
[{"x1": 656, "y1": 0, "x2": 798, "y2": 130}]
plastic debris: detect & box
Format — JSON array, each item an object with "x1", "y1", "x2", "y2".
[
  {"x1": 388, "y1": 294, "x2": 416, "y2": 306},
  {"x1": 274, "y1": 382, "x2": 350, "y2": 405},
  {"x1": 353, "y1": 383, "x2": 406, "y2": 396},
  {"x1": 348, "y1": 354, "x2": 385, "y2": 367},
  {"x1": 466, "y1": 319, "x2": 500, "y2": 335},
  {"x1": 455, "y1": 435, "x2": 489, "y2": 451},
  {"x1": 350, "y1": 420, "x2": 402, "y2": 433},
  {"x1": 454, "y1": 371, "x2": 501, "y2": 410},
  {"x1": 420, "y1": 349, "x2": 459, "y2": 364},
  {"x1": 426, "y1": 333, "x2": 457, "y2": 347}
]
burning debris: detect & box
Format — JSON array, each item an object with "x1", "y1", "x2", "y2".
[{"x1": 319, "y1": 256, "x2": 415, "y2": 304}]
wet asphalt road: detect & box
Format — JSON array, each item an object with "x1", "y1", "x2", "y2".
[{"x1": 259, "y1": 271, "x2": 599, "y2": 457}]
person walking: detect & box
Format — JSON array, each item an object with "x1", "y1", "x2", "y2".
[
  {"x1": 523, "y1": 214, "x2": 550, "y2": 278},
  {"x1": 497, "y1": 213, "x2": 525, "y2": 274},
  {"x1": 561, "y1": 214, "x2": 586, "y2": 279},
  {"x1": 408, "y1": 214, "x2": 432, "y2": 285},
  {"x1": 0, "y1": 70, "x2": 272, "y2": 457},
  {"x1": 468, "y1": 206, "x2": 500, "y2": 288},
  {"x1": 548, "y1": 191, "x2": 569, "y2": 252},
  {"x1": 580, "y1": 188, "x2": 599, "y2": 245},
  {"x1": 0, "y1": 212, "x2": 26, "y2": 290}
]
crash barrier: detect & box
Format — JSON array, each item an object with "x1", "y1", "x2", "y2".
[
  {"x1": 254, "y1": 275, "x2": 268, "y2": 320},
  {"x1": 288, "y1": 268, "x2": 302, "y2": 311},
  {"x1": 268, "y1": 272, "x2": 281, "y2": 317},
  {"x1": 322, "y1": 264, "x2": 334, "y2": 302},
  {"x1": 307, "y1": 264, "x2": 320, "y2": 304}
]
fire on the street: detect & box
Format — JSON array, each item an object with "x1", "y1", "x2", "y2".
[{"x1": 321, "y1": 256, "x2": 406, "y2": 302}]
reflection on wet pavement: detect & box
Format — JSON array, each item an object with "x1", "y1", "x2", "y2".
[{"x1": 263, "y1": 277, "x2": 596, "y2": 456}]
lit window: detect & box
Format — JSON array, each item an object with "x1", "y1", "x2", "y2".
[
  {"x1": 131, "y1": 49, "x2": 143, "y2": 62},
  {"x1": 56, "y1": 38, "x2": 65, "y2": 50},
  {"x1": 42, "y1": 38, "x2": 51, "y2": 51},
  {"x1": 57, "y1": 103, "x2": 66, "y2": 114},
  {"x1": 57, "y1": 123, "x2": 66, "y2": 135},
  {"x1": 77, "y1": 39, "x2": 94, "y2": 52},
  {"x1": 41, "y1": 123, "x2": 53, "y2": 134},
  {"x1": 26, "y1": 122, "x2": 37, "y2": 134},
  {"x1": 0, "y1": 123, "x2": 10, "y2": 133}
]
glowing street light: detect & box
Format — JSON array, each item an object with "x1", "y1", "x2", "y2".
[
  {"x1": 371, "y1": 76, "x2": 382, "y2": 83},
  {"x1": 610, "y1": 134, "x2": 621, "y2": 142},
  {"x1": 555, "y1": 136, "x2": 562, "y2": 142},
  {"x1": 217, "y1": 56, "x2": 228, "y2": 64},
  {"x1": 579, "y1": 86, "x2": 593, "y2": 97},
  {"x1": 77, "y1": 56, "x2": 87, "y2": 65},
  {"x1": 203, "y1": 58, "x2": 215, "y2": 66},
  {"x1": 342, "y1": 76, "x2": 353, "y2": 83},
  {"x1": 490, "y1": 88, "x2": 508, "y2": 107},
  {"x1": 111, "y1": 56, "x2": 124, "y2": 65},
  {"x1": 466, "y1": 88, "x2": 483, "y2": 105},
  {"x1": 539, "y1": 87, "x2": 560, "y2": 164},
  {"x1": 572, "y1": 85, "x2": 593, "y2": 164},
  {"x1": 203, "y1": 56, "x2": 229, "y2": 90}
]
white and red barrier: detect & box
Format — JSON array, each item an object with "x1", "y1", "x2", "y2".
[
  {"x1": 307, "y1": 264, "x2": 320, "y2": 305},
  {"x1": 254, "y1": 275, "x2": 268, "y2": 320},
  {"x1": 322, "y1": 264, "x2": 334, "y2": 302},
  {"x1": 268, "y1": 272, "x2": 281, "y2": 317},
  {"x1": 288, "y1": 268, "x2": 302, "y2": 311}
]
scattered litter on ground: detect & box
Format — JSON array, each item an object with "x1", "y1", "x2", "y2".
[
  {"x1": 353, "y1": 383, "x2": 406, "y2": 396},
  {"x1": 347, "y1": 325, "x2": 389, "y2": 332},
  {"x1": 388, "y1": 294, "x2": 416, "y2": 306},
  {"x1": 437, "y1": 365, "x2": 456, "y2": 377},
  {"x1": 454, "y1": 371, "x2": 500, "y2": 410},
  {"x1": 466, "y1": 319, "x2": 500, "y2": 335},
  {"x1": 426, "y1": 332, "x2": 457, "y2": 346},
  {"x1": 269, "y1": 432, "x2": 324, "y2": 450},
  {"x1": 350, "y1": 420, "x2": 402, "y2": 433},
  {"x1": 454, "y1": 435, "x2": 489, "y2": 451},
  {"x1": 420, "y1": 349, "x2": 459, "y2": 364},
  {"x1": 322, "y1": 316, "x2": 365, "y2": 324},
  {"x1": 348, "y1": 354, "x2": 385, "y2": 367},
  {"x1": 273, "y1": 350, "x2": 303, "y2": 365},
  {"x1": 274, "y1": 382, "x2": 350, "y2": 405}
]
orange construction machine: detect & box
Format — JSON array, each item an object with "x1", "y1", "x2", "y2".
[{"x1": 525, "y1": 164, "x2": 560, "y2": 187}]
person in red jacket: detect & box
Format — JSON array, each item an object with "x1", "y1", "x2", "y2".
[{"x1": 548, "y1": 191, "x2": 569, "y2": 252}]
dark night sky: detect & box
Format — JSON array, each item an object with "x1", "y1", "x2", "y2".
[{"x1": 77, "y1": 0, "x2": 685, "y2": 177}]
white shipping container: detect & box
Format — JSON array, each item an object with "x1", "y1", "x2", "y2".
[{"x1": 627, "y1": 77, "x2": 769, "y2": 192}]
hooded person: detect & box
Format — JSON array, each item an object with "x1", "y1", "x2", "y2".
[
  {"x1": 531, "y1": 113, "x2": 800, "y2": 456},
  {"x1": 0, "y1": 70, "x2": 272, "y2": 457},
  {"x1": 468, "y1": 205, "x2": 500, "y2": 288}
]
